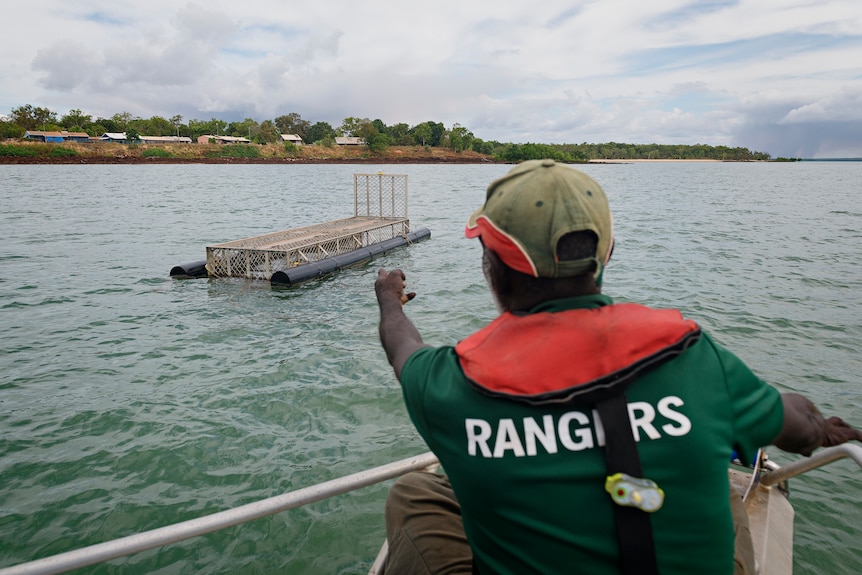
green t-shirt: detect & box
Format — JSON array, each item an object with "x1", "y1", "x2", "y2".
[{"x1": 400, "y1": 294, "x2": 784, "y2": 575}]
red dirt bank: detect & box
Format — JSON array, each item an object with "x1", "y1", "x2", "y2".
[{"x1": 0, "y1": 143, "x2": 502, "y2": 165}]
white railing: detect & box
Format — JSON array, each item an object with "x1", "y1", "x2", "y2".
[
  {"x1": 759, "y1": 444, "x2": 862, "y2": 487},
  {"x1": 5, "y1": 444, "x2": 862, "y2": 575},
  {"x1": 0, "y1": 453, "x2": 439, "y2": 575}
]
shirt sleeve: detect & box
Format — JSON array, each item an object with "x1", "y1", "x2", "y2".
[
  {"x1": 399, "y1": 346, "x2": 443, "y2": 439},
  {"x1": 705, "y1": 334, "x2": 784, "y2": 463},
  {"x1": 399, "y1": 345, "x2": 464, "y2": 447}
]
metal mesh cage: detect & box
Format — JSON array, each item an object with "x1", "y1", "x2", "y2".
[
  {"x1": 205, "y1": 174, "x2": 412, "y2": 280},
  {"x1": 354, "y1": 173, "x2": 408, "y2": 218}
]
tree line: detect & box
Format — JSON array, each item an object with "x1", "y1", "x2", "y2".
[{"x1": 0, "y1": 104, "x2": 774, "y2": 161}]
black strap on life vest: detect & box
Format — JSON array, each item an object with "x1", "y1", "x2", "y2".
[{"x1": 597, "y1": 393, "x2": 660, "y2": 575}]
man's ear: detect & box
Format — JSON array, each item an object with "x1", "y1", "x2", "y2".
[{"x1": 483, "y1": 248, "x2": 510, "y2": 297}]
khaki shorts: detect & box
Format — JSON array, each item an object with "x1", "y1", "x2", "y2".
[{"x1": 384, "y1": 471, "x2": 756, "y2": 575}]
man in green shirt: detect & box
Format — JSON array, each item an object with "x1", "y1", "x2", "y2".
[{"x1": 375, "y1": 159, "x2": 862, "y2": 574}]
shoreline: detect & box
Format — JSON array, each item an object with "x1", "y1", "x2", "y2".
[
  {"x1": 0, "y1": 156, "x2": 501, "y2": 165},
  {"x1": 587, "y1": 158, "x2": 722, "y2": 163},
  {"x1": 0, "y1": 157, "x2": 762, "y2": 166},
  {"x1": 0, "y1": 142, "x2": 782, "y2": 166},
  {"x1": 0, "y1": 142, "x2": 503, "y2": 165}
]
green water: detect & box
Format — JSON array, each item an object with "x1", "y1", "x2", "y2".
[{"x1": 2, "y1": 162, "x2": 862, "y2": 573}]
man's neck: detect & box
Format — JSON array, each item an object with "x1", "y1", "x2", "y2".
[{"x1": 502, "y1": 285, "x2": 601, "y2": 313}]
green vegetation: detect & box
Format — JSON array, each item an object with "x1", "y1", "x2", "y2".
[
  {"x1": 366, "y1": 133, "x2": 389, "y2": 154},
  {"x1": 125, "y1": 128, "x2": 141, "y2": 145},
  {"x1": 483, "y1": 141, "x2": 770, "y2": 162},
  {"x1": 283, "y1": 142, "x2": 299, "y2": 157},
  {"x1": 142, "y1": 148, "x2": 174, "y2": 158},
  {"x1": 2, "y1": 103, "x2": 776, "y2": 161},
  {"x1": 553, "y1": 142, "x2": 771, "y2": 161},
  {"x1": 49, "y1": 146, "x2": 77, "y2": 158},
  {"x1": 207, "y1": 145, "x2": 260, "y2": 159},
  {"x1": 0, "y1": 144, "x2": 38, "y2": 157},
  {"x1": 0, "y1": 121, "x2": 24, "y2": 139},
  {"x1": 495, "y1": 143, "x2": 583, "y2": 163}
]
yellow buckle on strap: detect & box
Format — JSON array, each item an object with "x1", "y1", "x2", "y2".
[{"x1": 605, "y1": 473, "x2": 665, "y2": 512}]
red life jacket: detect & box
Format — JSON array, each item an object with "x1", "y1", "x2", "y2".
[{"x1": 454, "y1": 303, "x2": 701, "y2": 405}]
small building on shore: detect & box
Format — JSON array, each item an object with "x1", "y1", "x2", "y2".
[
  {"x1": 99, "y1": 133, "x2": 194, "y2": 144},
  {"x1": 335, "y1": 137, "x2": 365, "y2": 146},
  {"x1": 197, "y1": 135, "x2": 252, "y2": 145},
  {"x1": 100, "y1": 132, "x2": 130, "y2": 143},
  {"x1": 280, "y1": 134, "x2": 303, "y2": 145},
  {"x1": 139, "y1": 135, "x2": 193, "y2": 144},
  {"x1": 24, "y1": 130, "x2": 90, "y2": 143}
]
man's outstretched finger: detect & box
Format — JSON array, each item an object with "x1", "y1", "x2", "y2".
[{"x1": 823, "y1": 417, "x2": 862, "y2": 446}]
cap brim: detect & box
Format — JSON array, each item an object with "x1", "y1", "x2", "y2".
[
  {"x1": 463, "y1": 214, "x2": 538, "y2": 277},
  {"x1": 465, "y1": 206, "x2": 484, "y2": 238}
]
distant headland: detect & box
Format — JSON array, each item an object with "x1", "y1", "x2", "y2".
[
  {"x1": 0, "y1": 106, "x2": 792, "y2": 164},
  {"x1": 0, "y1": 140, "x2": 793, "y2": 165}
]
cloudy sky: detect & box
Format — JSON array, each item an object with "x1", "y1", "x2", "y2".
[{"x1": 2, "y1": 1, "x2": 861, "y2": 158}]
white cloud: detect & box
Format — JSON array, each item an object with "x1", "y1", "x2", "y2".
[
  {"x1": 1, "y1": 0, "x2": 860, "y2": 157},
  {"x1": 32, "y1": 43, "x2": 103, "y2": 91},
  {"x1": 780, "y1": 84, "x2": 862, "y2": 123}
]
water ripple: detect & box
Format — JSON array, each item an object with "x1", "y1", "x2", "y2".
[{"x1": 1, "y1": 163, "x2": 861, "y2": 573}]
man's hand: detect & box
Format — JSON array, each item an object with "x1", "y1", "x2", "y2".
[
  {"x1": 823, "y1": 416, "x2": 862, "y2": 448},
  {"x1": 776, "y1": 393, "x2": 862, "y2": 456},
  {"x1": 375, "y1": 268, "x2": 417, "y2": 306},
  {"x1": 375, "y1": 268, "x2": 425, "y2": 380}
]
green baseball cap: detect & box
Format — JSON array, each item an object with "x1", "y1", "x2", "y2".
[{"x1": 465, "y1": 159, "x2": 613, "y2": 278}]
